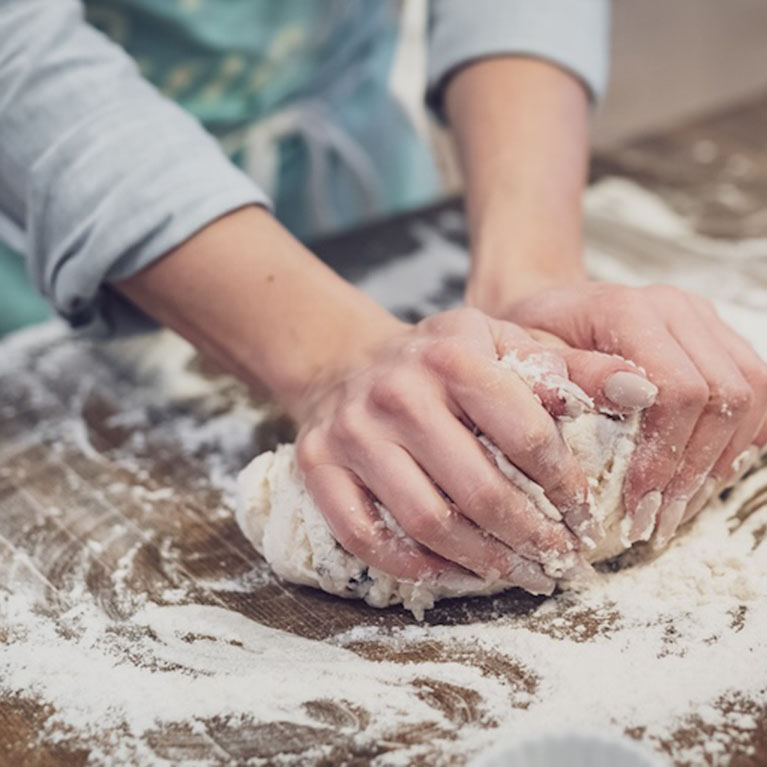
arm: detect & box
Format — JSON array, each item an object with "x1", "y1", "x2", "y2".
[
  {"x1": 446, "y1": 57, "x2": 590, "y2": 312},
  {"x1": 434, "y1": 11, "x2": 767, "y2": 546},
  {"x1": 426, "y1": 0, "x2": 608, "y2": 310}
]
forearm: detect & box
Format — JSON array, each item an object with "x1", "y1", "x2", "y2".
[
  {"x1": 445, "y1": 57, "x2": 590, "y2": 314},
  {"x1": 116, "y1": 207, "x2": 402, "y2": 417},
  {"x1": 0, "y1": 0, "x2": 268, "y2": 335}
]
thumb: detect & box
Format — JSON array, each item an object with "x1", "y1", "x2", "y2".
[
  {"x1": 559, "y1": 348, "x2": 658, "y2": 415},
  {"x1": 489, "y1": 318, "x2": 592, "y2": 418}
]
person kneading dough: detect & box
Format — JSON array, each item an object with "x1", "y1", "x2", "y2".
[{"x1": 1, "y1": 2, "x2": 765, "y2": 598}]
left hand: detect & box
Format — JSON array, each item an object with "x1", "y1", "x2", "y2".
[{"x1": 500, "y1": 282, "x2": 767, "y2": 547}]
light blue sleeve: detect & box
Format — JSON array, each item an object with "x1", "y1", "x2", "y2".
[
  {"x1": 426, "y1": 0, "x2": 611, "y2": 119},
  {"x1": 0, "y1": 0, "x2": 271, "y2": 336}
]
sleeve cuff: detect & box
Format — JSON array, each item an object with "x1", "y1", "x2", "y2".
[
  {"x1": 26, "y1": 84, "x2": 272, "y2": 337},
  {"x1": 426, "y1": 0, "x2": 610, "y2": 121},
  {"x1": 80, "y1": 186, "x2": 269, "y2": 338},
  {"x1": 58, "y1": 171, "x2": 269, "y2": 339}
]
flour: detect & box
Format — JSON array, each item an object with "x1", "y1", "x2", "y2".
[
  {"x1": 1, "y1": 178, "x2": 767, "y2": 766},
  {"x1": 2, "y1": 465, "x2": 767, "y2": 765}
]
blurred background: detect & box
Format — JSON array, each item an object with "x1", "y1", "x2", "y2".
[{"x1": 392, "y1": 0, "x2": 767, "y2": 194}]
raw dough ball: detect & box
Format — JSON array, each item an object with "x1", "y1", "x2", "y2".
[{"x1": 236, "y1": 356, "x2": 645, "y2": 618}]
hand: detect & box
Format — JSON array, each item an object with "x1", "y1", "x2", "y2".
[
  {"x1": 292, "y1": 307, "x2": 653, "y2": 590},
  {"x1": 503, "y1": 283, "x2": 767, "y2": 547}
]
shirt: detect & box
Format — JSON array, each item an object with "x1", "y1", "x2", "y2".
[{"x1": 0, "y1": 0, "x2": 609, "y2": 336}]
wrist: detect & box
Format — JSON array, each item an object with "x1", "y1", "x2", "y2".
[
  {"x1": 466, "y1": 220, "x2": 587, "y2": 316},
  {"x1": 213, "y1": 269, "x2": 407, "y2": 420},
  {"x1": 465, "y1": 267, "x2": 587, "y2": 318},
  {"x1": 465, "y1": 271, "x2": 580, "y2": 319},
  {"x1": 282, "y1": 311, "x2": 408, "y2": 423},
  {"x1": 459, "y1": 148, "x2": 588, "y2": 316}
]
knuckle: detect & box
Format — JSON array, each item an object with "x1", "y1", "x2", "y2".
[
  {"x1": 524, "y1": 420, "x2": 560, "y2": 461},
  {"x1": 423, "y1": 338, "x2": 470, "y2": 378},
  {"x1": 462, "y1": 481, "x2": 503, "y2": 518},
  {"x1": 370, "y1": 370, "x2": 417, "y2": 416},
  {"x1": 439, "y1": 306, "x2": 485, "y2": 331},
  {"x1": 670, "y1": 378, "x2": 709, "y2": 411},
  {"x1": 610, "y1": 289, "x2": 648, "y2": 321},
  {"x1": 330, "y1": 406, "x2": 368, "y2": 445},
  {"x1": 457, "y1": 306, "x2": 486, "y2": 323},
  {"x1": 593, "y1": 285, "x2": 623, "y2": 312},
  {"x1": 615, "y1": 284, "x2": 641, "y2": 303},
  {"x1": 295, "y1": 430, "x2": 326, "y2": 470},
  {"x1": 528, "y1": 526, "x2": 570, "y2": 556},
  {"x1": 744, "y1": 362, "x2": 767, "y2": 395},
  {"x1": 546, "y1": 468, "x2": 583, "y2": 507},
  {"x1": 708, "y1": 383, "x2": 753, "y2": 418},
  {"x1": 732, "y1": 385, "x2": 755, "y2": 415},
  {"x1": 593, "y1": 282, "x2": 622, "y2": 301},
  {"x1": 726, "y1": 385, "x2": 754, "y2": 416},
  {"x1": 645, "y1": 283, "x2": 683, "y2": 302}
]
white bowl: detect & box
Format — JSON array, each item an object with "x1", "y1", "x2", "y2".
[{"x1": 470, "y1": 732, "x2": 668, "y2": 767}]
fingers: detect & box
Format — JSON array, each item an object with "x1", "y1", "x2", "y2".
[
  {"x1": 303, "y1": 463, "x2": 449, "y2": 582},
  {"x1": 506, "y1": 284, "x2": 767, "y2": 551},
  {"x1": 439, "y1": 347, "x2": 595, "y2": 541},
  {"x1": 392, "y1": 402, "x2": 581, "y2": 572},
  {"x1": 346, "y1": 440, "x2": 556, "y2": 593},
  {"x1": 675, "y1": 299, "x2": 767, "y2": 528},
  {"x1": 492, "y1": 318, "x2": 658, "y2": 416},
  {"x1": 680, "y1": 444, "x2": 762, "y2": 526},
  {"x1": 651, "y1": 313, "x2": 748, "y2": 547},
  {"x1": 680, "y1": 476, "x2": 718, "y2": 525},
  {"x1": 620, "y1": 324, "x2": 707, "y2": 543},
  {"x1": 691, "y1": 298, "x2": 767, "y2": 482}
]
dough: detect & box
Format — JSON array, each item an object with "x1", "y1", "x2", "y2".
[{"x1": 236, "y1": 354, "x2": 650, "y2": 618}]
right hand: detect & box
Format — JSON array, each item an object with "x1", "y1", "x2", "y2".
[{"x1": 292, "y1": 307, "x2": 654, "y2": 594}]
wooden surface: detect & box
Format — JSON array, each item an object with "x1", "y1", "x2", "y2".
[{"x1": 1, "y1": 96, "x2": 767, "y2": 766}]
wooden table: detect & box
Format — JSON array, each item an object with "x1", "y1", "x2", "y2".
[{"x1": 1, "y1": 95, "x2": 766, "y2": 767}]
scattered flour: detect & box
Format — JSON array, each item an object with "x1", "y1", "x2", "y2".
[{"x1": 2, "y1": 463, "x2": 767, "y2": 764}]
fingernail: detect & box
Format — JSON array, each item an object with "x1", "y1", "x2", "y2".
[
  {"x1": 538, "y1": 548, "x2": 580, "y2": 580},
  {"x1": 576, "y1": 519, "x2": 603, "y2": 550},
  {"x1": 511, "y1": 562, "x2": 556, "y2": 596},
  {"x1": 682, "y1": 477, "x2": 717, "y2": 524},
  {"x1": 628, "y1": 490, "x2": 662, "y2": 543},
  {"x1": 604, "y1": 372, "x2": 658, "y2": 410},
  {"x1": 565, "y1": 501, "x2": 603, "y2": 549},
  {"x1": 724, "y1": 445, "x2": 759, "y2": 489},
  {"x1": 654, "y1": 498, "x2": 687, "y2": 549},
  {"x1": 547, "y1": 374, "x2": 593, "y2": 417},
  {"x1": 561, "y1": 557, "x2": 596, "y2": 583}
]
